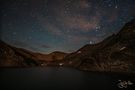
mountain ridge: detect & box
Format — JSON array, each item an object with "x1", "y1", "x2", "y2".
[
  {"x1": 0, "y1": 19, "x2": 135, "y2": 73},
  {"x1": 0, "y1": 40, "x2": 68, "y2": 67},
  {"x1": 64, "y1": 19, "x2": 135, "y2": 73}
]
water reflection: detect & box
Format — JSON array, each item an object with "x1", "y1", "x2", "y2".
[{"x1": 0, "y1": 67, "x2": 134, "y2": 90}]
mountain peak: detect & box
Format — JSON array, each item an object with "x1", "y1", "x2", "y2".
[
  {"x1": 50, "y1": 51, "x2": 67, "y2": 55},
  {"x1": 118, "y1": 19, "x2": 135, "y2": 34},
  {"x1": 64, "y1": 19, "x2": 135, "y2": 73}
]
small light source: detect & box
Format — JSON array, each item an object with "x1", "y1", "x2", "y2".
[
  {"x1": 89, "y1": 41, "x2": 93, "y2": 44},
  {"x1": 115, "y1": 5, "x2": 118, "y2": 8},
  {"x1": 59, "y1": 63, "x2": 63, "y2": 66},
  {"x1": 77, "y1": 51, "x2": 81, "y2": 54}
]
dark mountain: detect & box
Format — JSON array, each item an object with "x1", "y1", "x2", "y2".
[
  {"x1": 35, "y1": 51, "x2": 67, "y2": 62},
  {"x1": 1, "y1": 19, "x2": 135, "y2": 72},
  {"x1": 64, "y1": 19, "x2": 135, "y2": 73},
  {"x1": 0, "y1": 40, "x2": 68, "y2": 67},
  {"x1": 0, "y1": 40, "x2": 41, "y2": 67}
]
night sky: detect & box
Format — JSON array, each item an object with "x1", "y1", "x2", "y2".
[{"x1": 1, "y1": 0, "x2": 135, "y2": 53}]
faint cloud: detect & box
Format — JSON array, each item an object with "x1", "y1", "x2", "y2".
[
  {"x1": 63, "y1": 15, "x2": 100, "y2": 31},
  {"x1": 79, "y1": 0, "x2": 91, "y2": 8},
  {"x1": 37, "y1": 15, "x2": 64, "y2": 36},
  {"x1": 41, "y1": 44, "x2": 51, "y2": 48},
  {"x1": 108, "y1": 10, "x2": 118, "y2": 23},
  {"x1": 11, "y1": 41, "x2": 46, "y2": 52},
  {"x1": 10, "y1": 41, "x2": 36, "y2": 50}
]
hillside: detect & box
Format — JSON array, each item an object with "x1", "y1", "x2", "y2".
[
  {"x1": 0, "y1": 40, "x2": 67, "y2": 67},
  {"x1": 64, "y1": 19, "x2": 135, "y2": 73},
  {"x1": 1, "y1": 19, "x2": 135, "y2": 73},
  {"x1": 0, "y1": 40, "x2": 40, "y2": 67}
]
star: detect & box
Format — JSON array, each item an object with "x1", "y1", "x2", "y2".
[
  {"x1": 12, "y1": 32, "x2": 17, "y2": 35},
  {"x1": 115, "y1": 5, "x2": 118, "y2": 8},
  {"x1": 1, "y1": 0, "x2": 135, "y2": 53},
  {"x1": 95, "y1": 26, "x2": 101, "y2": 31},
  {"x1": 64, "y1": 10, "x2": 68, "y2": 14},
  {"x1": 89, "y1": 41, "x2": 93, "y2": 44},
  {"x1": 3, "y1": 13, "x2": 7, "y2": 17},
  {"x1": 67, "y1": 0, "x2": 72, "y2": 4},
  {"x1": 108, "y1": 4, "x2": 112, "y2": 7},
  {"x1": 28, "y1": 36, "x2": 32, "y2": 40}
]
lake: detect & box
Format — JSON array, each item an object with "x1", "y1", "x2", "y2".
[{"x1": 0, "y1": 67, "x2": 135, "y2": 90}]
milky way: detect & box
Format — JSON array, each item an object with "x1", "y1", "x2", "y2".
[{"x1": 1, "y1": 0, "x2": 135, "y2": 53}]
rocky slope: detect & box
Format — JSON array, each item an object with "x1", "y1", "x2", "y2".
[
  {"x1": 0, "y1": 40, "x2": 67, "y2": 67},
  {"x1": 64, "y1": 19, "x2": 135, "y2": 73},
  {"x1": 0, "y1": 40, "x2": 40, "y2": 67},
  {"x1": 35, "y1": 51, "x2": 67, "y2": 62}
]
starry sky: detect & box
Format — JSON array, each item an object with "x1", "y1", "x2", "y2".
[{"x1": 1, "y1": 0, "x2": 135, "y2": 53}]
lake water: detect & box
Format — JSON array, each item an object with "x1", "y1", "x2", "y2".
[{"x1": 0, "y1": 67, "x2": 135, "y2": 90}]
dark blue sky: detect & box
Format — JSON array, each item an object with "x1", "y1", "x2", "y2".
[{"x1": 1, "y1": 0, "x2": 135, "y2": 53}]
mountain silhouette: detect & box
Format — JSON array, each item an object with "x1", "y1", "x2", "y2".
[
  {"x1": 64, "y1": 19, "x2": 135, "y2": 73},
  {"x1": 0, "y1": 19, "x2": 135, "y2": 73},
  {"x1": 0, "y1": 40, "x2": 67, "y2": 67}
]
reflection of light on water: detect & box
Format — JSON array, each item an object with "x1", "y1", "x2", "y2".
[
  {"x1": 41, "y1": 63, "x2": 47, "y2": 66},
  {"x1": 117, "y1": 80, "x2": 133, "y2": 88},
  {"x1": 59, "y1": 63, "x2": 63, "y2": 66}
]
